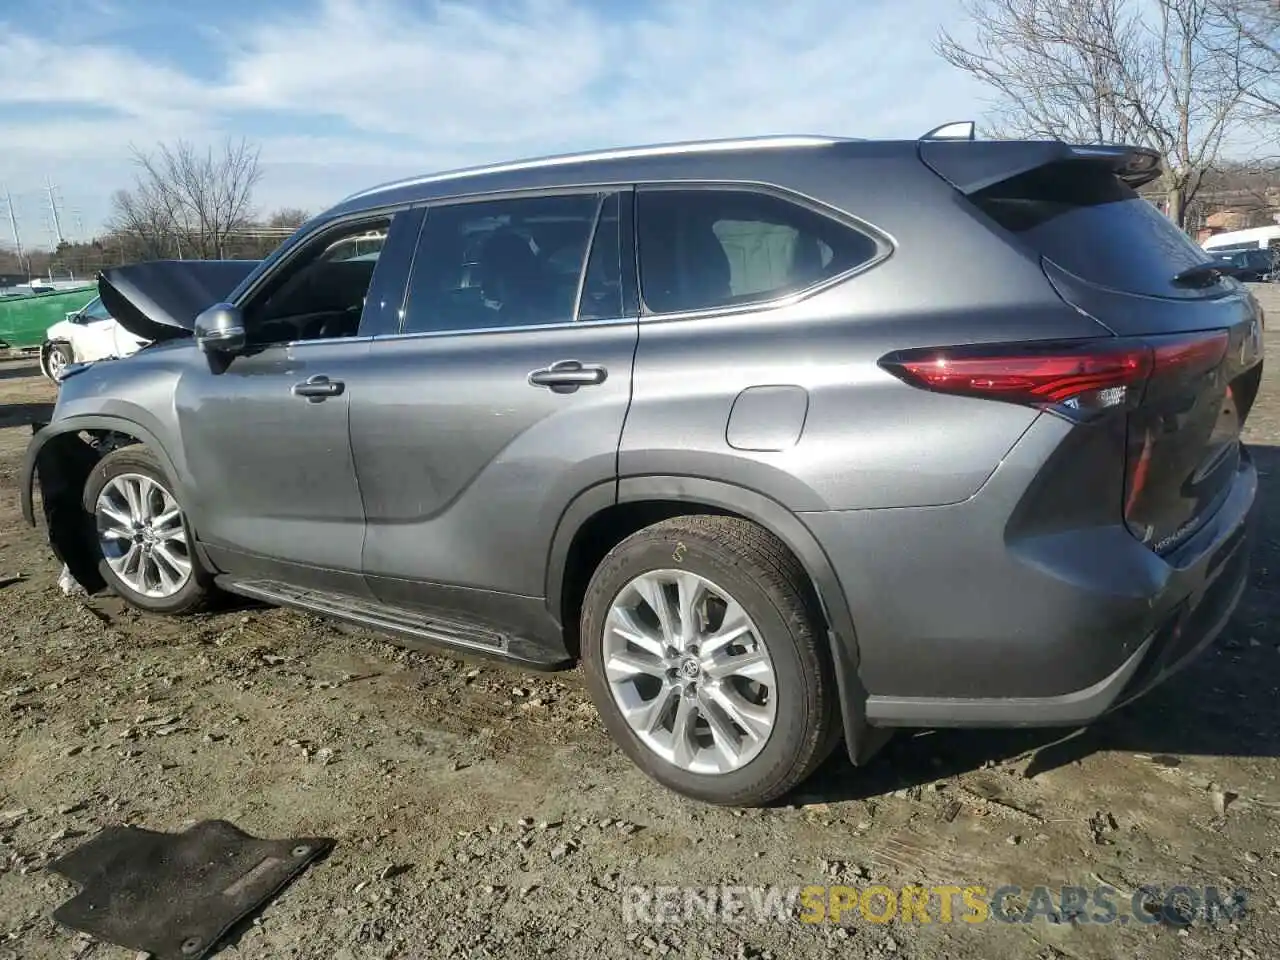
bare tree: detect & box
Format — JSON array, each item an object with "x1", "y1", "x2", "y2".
[
  {"x1": 1212, "y1": 0, "x2": 1280, "y2": 122},
  {"x1": 937, "y1": 0, "x2": 1253, "y2": 227},
  {"x1": 111, "y1": 138, "x2": 263, "y2": 260},
  {"x1": 108, "y1": 187, "x2": 179, "y2": 260}
]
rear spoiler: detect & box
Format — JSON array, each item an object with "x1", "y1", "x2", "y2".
[
  {"x1": 920, "y1": 121, "x2": 976, "y2": 141},
  {"x1": 918, "y1": 138, "x2": 1163, "y2": 194}
]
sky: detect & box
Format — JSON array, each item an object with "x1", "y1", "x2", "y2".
[{"x1": 0, "y1": 0, "x2": 987, "y2": 244}]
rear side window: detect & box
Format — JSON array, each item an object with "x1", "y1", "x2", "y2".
[
  {"x1": 971, "y1": 163, "x2": 1212, "y2": 298},
  {"x1": 637, "y1": 189, "x2": 879, "y2": 314}
]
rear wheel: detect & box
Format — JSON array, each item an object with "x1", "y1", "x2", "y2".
[
  {"x1": 581, "y1": 516, "x2": 838, "y2": 806},
  {"x1": 41, "y1": 341, "x2": 73, "y2": 383},
  {"x1": 83, "y1": 446, "x2": 215, "y2": 614}
]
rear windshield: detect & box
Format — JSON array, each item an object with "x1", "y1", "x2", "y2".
[{"x1": 971, "y1": 162, "x2": 1215, "y2": 298}]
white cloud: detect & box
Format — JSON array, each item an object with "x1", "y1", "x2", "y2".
[
  {"x1": 217, "y1": 0, "x2": 977, "y2": 146},
  {"x1": 0, "y1": 0, "x2": 985, "y2": 233},
  {"x1": 0, "y1": 32, "x2": 211, "y2": 121}
]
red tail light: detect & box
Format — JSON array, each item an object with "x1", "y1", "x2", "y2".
[
  {"x1": 1150, "y1": 330, "x2": 1229, "y2": 376},
  {"x1": 879, "y1": 331, "x2": 1229, "y2": 420}
]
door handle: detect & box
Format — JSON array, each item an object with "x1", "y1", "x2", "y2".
[
  {"x1": 528, "y1": 360, "x2": 608, "y2": 394},
  {"x1": 292, "y1": 374, "x2": 345, "y2": 402}
]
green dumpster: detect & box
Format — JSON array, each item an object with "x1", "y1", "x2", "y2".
[{"x1": 0, "y1": 286, "x2": 97, "y2": 350}]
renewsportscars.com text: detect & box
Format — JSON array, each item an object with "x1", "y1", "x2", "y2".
[{"x1": 622, "y1": 883, "x2": 1248, "y2": 926}]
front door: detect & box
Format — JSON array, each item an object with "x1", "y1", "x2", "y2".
[
  {"x1": 353, "y1": 190, "x2": 637, "y2": 637},
  {"x1": 174, "y1": 209, "x2": 421, "y2": 594}
]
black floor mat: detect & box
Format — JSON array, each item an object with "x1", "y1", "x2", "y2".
[{"x1": 49, "y1": 819, "x2": 333, "y2": 959}]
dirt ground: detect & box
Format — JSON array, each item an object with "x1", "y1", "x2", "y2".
[{"x1": 2, "y1": 341, "x2": 1280, "y2": 960}]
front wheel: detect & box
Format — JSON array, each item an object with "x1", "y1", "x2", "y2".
[
  {"x1": 82, "y1": 446, "x2": 216, "y2": 614},
  {"x1": 581, "y1": 516, "x2": 838, "y2": 806},
  {"x1": 41, "y1": 341, "x2": 73, "y2": 383}
]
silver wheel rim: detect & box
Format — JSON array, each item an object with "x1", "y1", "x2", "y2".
[
  {"x1": 95, "y1": 473, "x2": 193, "y2": 599},
  {"x1": 602, "y1": 569, "x2": 778, "y2": 775},
  {"x1": 47, "y1": 347, "x2": 67, "y2": 380}
]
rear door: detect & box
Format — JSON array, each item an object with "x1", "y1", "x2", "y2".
[
  {"x1": 352, "y1": 190, "x2": 638, "y2": 632},
  {"x1": 943, "y1": 150, "x2": 1265, "y2": 552}
]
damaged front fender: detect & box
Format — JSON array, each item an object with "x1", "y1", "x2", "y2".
[
  {"x1": 22, "y1": 417, "x2": 185, "y2": 594},
  {"x1": 23, "y1": 424, "x2": 107, "y2": 592}
]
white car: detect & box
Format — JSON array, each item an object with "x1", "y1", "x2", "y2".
[{"x1": 40, "y1": 296, "x2": 149, "y2": 382}]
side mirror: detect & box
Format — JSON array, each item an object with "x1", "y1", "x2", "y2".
[{"x1": 194, "y1": 303, "x2": 246, "y2": 356}]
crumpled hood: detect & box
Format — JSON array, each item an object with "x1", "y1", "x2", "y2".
[{"x1": 98, "y1": 260, "x2": 260, "y2": 343}]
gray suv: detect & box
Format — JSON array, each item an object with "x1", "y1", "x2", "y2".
[{"x1": 22, "y1": 129, "x2": 1264, "y2": 806}]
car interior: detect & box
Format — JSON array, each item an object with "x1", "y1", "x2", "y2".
[
  {"x1": 245, "y1": 222, "x2": 389, "y2": 344},
  {"x1": 637, "y1": 191, "x2": 878, "y2": 314},
  {"x1": 421, "y1": 217, "x2": 594, "y2": 331}
]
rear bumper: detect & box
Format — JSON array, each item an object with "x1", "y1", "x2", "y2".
[{"x1": 802, "y1": 427, "x2": 1258, "y2": 729}]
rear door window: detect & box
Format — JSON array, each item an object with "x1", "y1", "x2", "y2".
[
  {"x1": 403, "y1": 193, "x2": 617, "y2": 334},
  {"x1": 636, "y1": 188, "x2": 880, "y2": 314},
  {"x1": 970, "y1": 163, "x2": 1215, "y2": 299}
]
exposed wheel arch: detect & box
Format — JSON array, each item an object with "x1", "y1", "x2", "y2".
[
  {"x1": 548, "y1": 475, "x2": 875, "y2": 766},
  {"x1": 21, "y1": 418, "x2": 192, "y2": 595},
  {"x1": 22, "y1": 416, "x2": 187, "y2": 527}
]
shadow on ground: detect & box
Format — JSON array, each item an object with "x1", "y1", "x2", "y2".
[
  {"x1": 0, "y1": 401, "x2": 53, "y2": 429},
  {"x1": 798, "y1": 443, "x2": 1280, "y2": 804},
  {"x1": 0, "y1": 359, "x2": 41, "y2": 382}
]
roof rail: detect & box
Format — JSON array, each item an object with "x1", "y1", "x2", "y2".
[
  {"x1": 341, "y1": 135, "x2": 850, "y2": 204},
  {"x1": 920, "y1": 121, "x2": 976, "y2": 141}
]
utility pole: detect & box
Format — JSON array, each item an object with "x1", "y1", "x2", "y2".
[
  {"x1": 45, "y1": 177, "x2": 65, "y2": 246},
  {"x1": 2, "y1": 186, "x2": 28, "y2": 276}
]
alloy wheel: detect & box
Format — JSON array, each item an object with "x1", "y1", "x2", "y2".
[
  {"x1": 46, "y1": 347, "x2": 68, "y2": 380},
  {"x1": 602, "y1": 569, "x2": 778, "y2": 775},
  {"x1": 94, "y1": 472, "x2": 193, "y2": 599}
]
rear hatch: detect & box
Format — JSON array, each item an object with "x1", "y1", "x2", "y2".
[{"x1": 922, "y1": 141, "x2": 1264, "y2": 554}]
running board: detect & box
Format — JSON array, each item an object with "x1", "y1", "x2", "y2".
[{"x1": 217, "y1": 577, "x2": 567, "y2": 669}]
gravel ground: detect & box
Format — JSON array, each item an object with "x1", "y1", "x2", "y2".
[{"x1": 1, "y1": 331, "x2": 1279, "y2": 960}]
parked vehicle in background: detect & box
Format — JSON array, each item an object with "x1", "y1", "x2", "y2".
[
  {"x1": 40, "y1": 295, "x2": 150, "y2": 382},
  {"x1": 0, "y1": 285, "x2": 96, "y2": 351},
  {"x1": 1210, "y1": 248, "x2": 1275, "y2": 283},
  {"x1": 21, "y1": 128, "x2": 1264, "y2": 806},
  {"x1": 1203, "y1": 225, "x2": 1280, "y2": 258}
]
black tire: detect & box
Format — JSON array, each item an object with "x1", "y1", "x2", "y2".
[
  {"x1": 580, "y1": 515, "x2": 838, "y2": 806},
  {"x1": 41, "y1": 341, "x2": 73, "y2": 383},
  {"x1": 82, "y1": 446, "x2": 216, "y2": 615}
]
